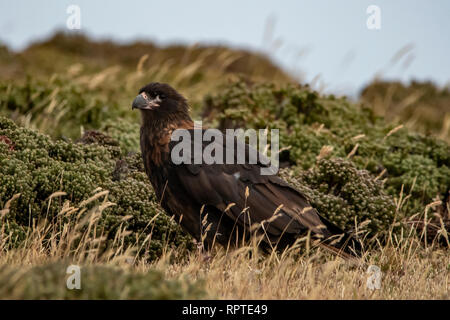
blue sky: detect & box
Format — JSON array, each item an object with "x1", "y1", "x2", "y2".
[{"x1": 1, "y1": 0, "x2": 449, "y2": 96}]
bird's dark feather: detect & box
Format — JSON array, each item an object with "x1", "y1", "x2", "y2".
[{"x1": 137, "y1": 83, "x2": 362, "y2": 258}]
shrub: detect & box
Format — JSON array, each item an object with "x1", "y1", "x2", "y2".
[
  {"x1": 203, "y1": 81, "x2": 450, "y2": 218},
  {"x1": 0, "y1": 116, "x2": 193, "y2": 259},
  {"x1": 0, "y1": 262, "x2": 205, "y2": 299},
  {"x1": 281, "y1": 158, "x2": 396, "y2": 235}
]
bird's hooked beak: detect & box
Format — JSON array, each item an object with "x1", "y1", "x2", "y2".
[{"x1": 132, "y1": 92, "x2": 161, "y2": 110}]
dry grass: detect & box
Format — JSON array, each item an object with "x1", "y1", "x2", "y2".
[
  {"x1": 1, "y1": 190, "x2": 449, "y2": 300},
  {"x1": 0, "y1": 189, "x2": 135, "y2": 266},
  {"x1": 156, "y1": 241, "x2": 449, "y2": 300},
  {"x1": 360, "y1": 80, "x2": 450, "y2": 143},
  {"x1": 1, "y1": 32, "x2": 448, "y2": 300}
]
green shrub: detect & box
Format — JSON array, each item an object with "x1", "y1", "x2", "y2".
[
  {"x1": 203, "y1": 81, "x2": 449, "y2": 218},
  {"x1": 281, "y1": 158, "x2": 396, "y2": 235},
  {"x1": 0, "y1": 116, "x2": 193, "y2": 259},
  {"x1": 0, "y1": 262, "x2": 205, "y2": 299},
  {"x1": 101, "y1": 119, "x2": 141, "y2": 154}
]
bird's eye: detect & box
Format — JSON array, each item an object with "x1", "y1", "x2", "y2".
[{"x1": 159, "y1": 93, "x2": 166, "y2": 99}]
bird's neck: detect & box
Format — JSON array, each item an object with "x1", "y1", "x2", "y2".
[
  {"x1": 140, "y1": 111, "x2": 194, "y2": 168},
  {"x1": 140, "y1": 111, "x2": 194, "y2": 143}
]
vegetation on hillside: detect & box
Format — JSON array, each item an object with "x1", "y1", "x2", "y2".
[
  {"x1": 204, "y1": 81, "x2": 449, "y2": 229},
  {"x1": 361, "y1": 80, "x2": 450, "y2": 142},
  {"x1": 0, "y1": 262, "x2": 205, "y2": 299},
  {"x1": 0, "y1": 32, "x2": 448, "y2": 299},
  {"x1": 0, "y1": 116, "x2": 192, "y2": 260}
]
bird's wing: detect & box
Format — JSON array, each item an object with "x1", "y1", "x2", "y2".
[{"x1": 168, "y1": 129, "x2": 345, "y2": 243}]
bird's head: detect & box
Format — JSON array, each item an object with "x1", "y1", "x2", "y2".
[{"x1": 132, "y1": 82, "x2": 190, "y2": 122}]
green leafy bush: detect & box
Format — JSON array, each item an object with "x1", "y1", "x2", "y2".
[
  {"x1": 0, "y1": 116, "x2": 193, "y2": 259},
  {"x1": 0, "y1": 262, "x2": 205, "y2": 299},
  {"x1": 203, "y1": 81, "x2": 449, "y2": 218},
  {"x1": 281, "y1": 158, "x2": 396, "y2": 234},
  {"x1": 100, "y1": 119, "x2": 141, "y2": 154}
]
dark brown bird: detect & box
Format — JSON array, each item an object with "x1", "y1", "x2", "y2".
[{"x1": 132, "y1": 82, "x2": 362, "y2": 258}]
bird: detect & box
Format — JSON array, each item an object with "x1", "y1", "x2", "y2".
[{"x1": 132, "y1": 82, "x2": 362, "y2": 258}]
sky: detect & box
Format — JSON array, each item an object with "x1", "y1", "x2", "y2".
[{"x1": 1, "y1": 0, "x2": 449, "y2": 96}]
